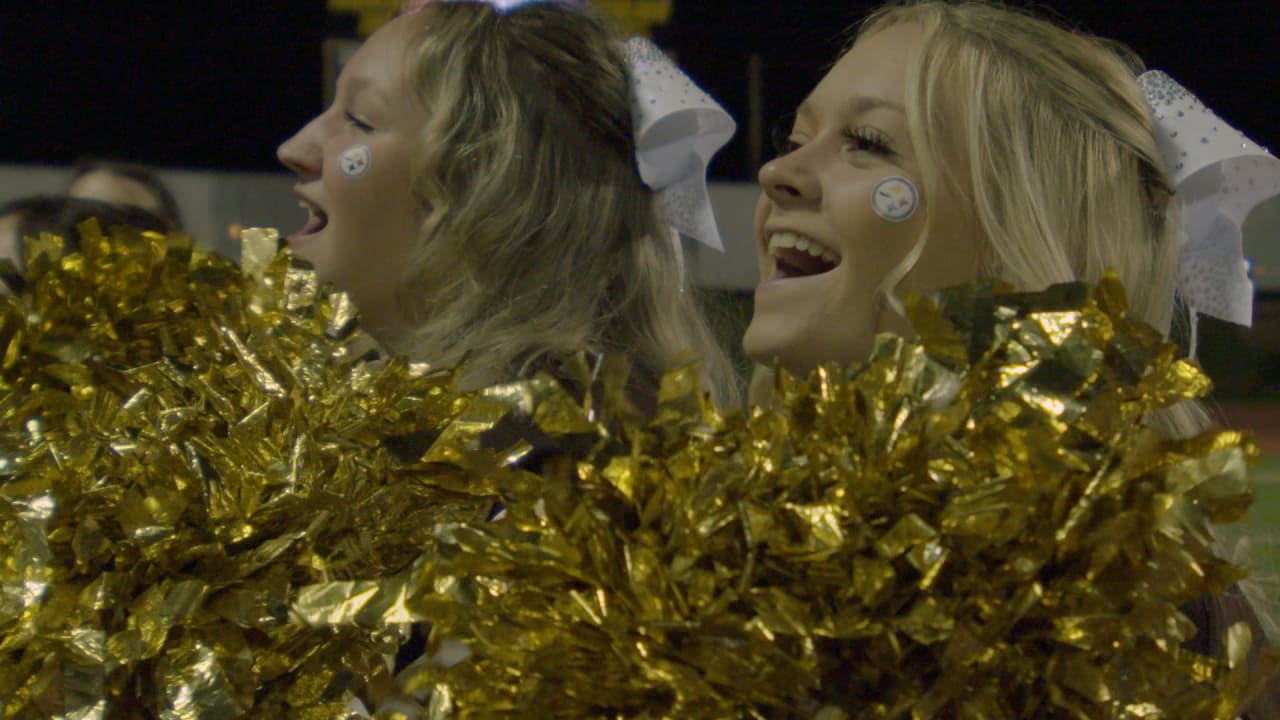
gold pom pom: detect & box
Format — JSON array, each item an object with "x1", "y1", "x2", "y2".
[
  {"x1": 0, "y1": 222, "x2": 491, "y2": 717},
  {"x1": 376, "y1": 276, "x2": 1272, "y2": 718}
]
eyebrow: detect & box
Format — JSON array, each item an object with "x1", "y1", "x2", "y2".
[
  {"x1": 796, "y1": 95, "x2": 906, "y2": 121},
  {"x1": 340, "y1": 72, "x2": 393, "y2": 112}
]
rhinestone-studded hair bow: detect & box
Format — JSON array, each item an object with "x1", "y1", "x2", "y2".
[
  {"x1": 404, "y1": 0, "x2": 583, "y2": 11},
  {"x1": 403, "y1": 0, "x2": 736, "y2": 251},
  {"x1": 1139, "y1": 70, "x2": 1280, "y2": 330}
]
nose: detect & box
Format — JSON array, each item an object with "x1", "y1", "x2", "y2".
[
  {"x1": 759, "y1": 144, "x2": 821, "y2": 208},
  {"x1": 277, "y1": 116, "x2": 323, "y2": 179}
]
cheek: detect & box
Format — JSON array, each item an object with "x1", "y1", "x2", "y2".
[
  {"x1": 900, "y1": 202, "x2": 981, "y2": 296},
  {"x1": 364, "y1": 157, "x2": 421, "y2": 258},
  {"x1": 325, "y1": 143, "x2": 377, "y2": 217},
  {"x1": 832, "y1": 209, "x2": 924, "y2": 289},
  {"x1": 324, "y1": 147, "x2": 420, "y2": 272},
  {"x1": 828, "y1": 180, "x2": 931, "y2": 342},
  {"x1": 335, "y1": 144, "x2": 373, "y2": 179},
  {"x1": 903, "y1": 239, "x2": 981, "y2": 296},
  {"x1": 333, "y1": 144, "x2": 413, "y2": 225},
  {"x1": 869, "y1": 176, "x2": 920, "y2": 224},
  {"x1": 838, "y1": 174, "x2": 951, "y2": 290}
]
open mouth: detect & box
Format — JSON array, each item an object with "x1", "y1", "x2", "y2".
[
  {"x1": 294, "y1": 199, "x2": 328, "y2": 239},
  {"x1": 768, "y1": 232, "x2": 840, "y2": 278}
]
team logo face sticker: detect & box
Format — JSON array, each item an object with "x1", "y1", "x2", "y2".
[
  {"x1": 338, "y1": 144, "x2": 372, "y2": 179},
  {"x1": 871, "y1": 176, "x2": 918, "y2": 222}
]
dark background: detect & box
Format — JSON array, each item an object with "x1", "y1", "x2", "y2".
[{"x1": 2, "y1": 1, "x2": 1276, "y2": 179}]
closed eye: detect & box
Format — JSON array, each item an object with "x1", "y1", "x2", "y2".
[{"x1": 344, "y1": 111, "x2": 375, "y2": 133}]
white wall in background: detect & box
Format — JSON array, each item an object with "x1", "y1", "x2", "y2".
[
  {"x1": 0, "y1": 164, "x2": 298, "y2": 261},
  {"x1": 0, "y1": 163, "x2": 766, "y2": 290},
  {"x1": 17, "y1": 163, "x2": 1276, "y2": 293}
]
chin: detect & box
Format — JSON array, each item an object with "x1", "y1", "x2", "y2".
[
  {"x1": 745, "y1": 325, "x2": 870, "y2": 378},
  {"x1": 301, "y1": 252, "x2": 339, "y2": 286},
  {"x1": 743, "y1": 324, "x2": 801, "y2": 375},
  {"x1": 286, "y1": 240, "x2": 319, "y2": 267}
]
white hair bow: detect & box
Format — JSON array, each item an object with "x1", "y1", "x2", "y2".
[
  {"x1": 624, "y1": 37, "x2": 736, "y2": 251},
  {"x1": 413, "y1": 2, "x2": 736, "y2": 253},
  {"x1": 408, "y1": 0, "x2": 585, "y2": 14},
  {"x1": 1139, "y1": 70, "x2": 1280, "y2": 329}
]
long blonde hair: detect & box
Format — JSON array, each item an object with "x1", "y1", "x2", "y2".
[
  {"x1": 852, "y1": 1, "x2": 1278, "y2": 648},
  {"x1": 858, "y1": 0, "x2": 1205, "y2": 438},
  {"x1": 386, "y1": 2, "x2": 738, "y2": 406}
]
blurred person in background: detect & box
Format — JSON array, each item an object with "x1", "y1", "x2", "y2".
[
  {"x1": 0, "y1": 194, "x2": 170, "y2": 289},
  {"x1": 66, "y1": 158, "x2": 183, "y2": 231}
]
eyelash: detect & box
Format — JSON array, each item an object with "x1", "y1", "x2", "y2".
[
  {"x1": 770, "y1": 115, "x2": 893, "y2": 159},
  {"x1": 841, "y1": 127, "x2": 892, "y2": 156},
  {"x1": 344, "y1": 112, "x2": 374, "y2": 133}
]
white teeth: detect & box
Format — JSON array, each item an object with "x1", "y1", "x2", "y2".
[{"x1": 768, "y1": 232, "x2": 840, "y2": 263}]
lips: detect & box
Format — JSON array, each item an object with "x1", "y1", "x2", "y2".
[
  {"x1": 768, "y1": 231, "x2": 840, "y2": 278},
  {"x1": 290, "y1": 196, "x2": 328, "y2": 242}
]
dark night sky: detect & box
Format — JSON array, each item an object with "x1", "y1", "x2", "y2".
[
  {"x1": 2, "y1": 1, "x2": 1276, "y2": 180},
  {"x1": 658, "y1": 1, "x2": 1280, "y2": 179}
]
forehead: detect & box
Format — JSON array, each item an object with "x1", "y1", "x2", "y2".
[
  {"x1": 344, "y1": 15, "x2": 420, "y2": 84},
  {"x1": 337, "y1": 14, "x2": 428, "y2": 122},
  {"x1": 804, "y1": 23, "x2": 920, "y2": 116}
]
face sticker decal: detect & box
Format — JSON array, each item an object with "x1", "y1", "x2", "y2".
[
  {"x1": 871, "y1": 176, "x2": 918, "y2": 222},
  {"x1": 338, "y1": 144, "x2": 372, "y2": 179}
]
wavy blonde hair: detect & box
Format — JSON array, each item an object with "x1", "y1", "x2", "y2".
[
  {"x1": 384, "y1": 2, "x2": 738, "y2": 406},
  {"x1": 857, "y1": 0, "x2": 1204, "y2": 438}
]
